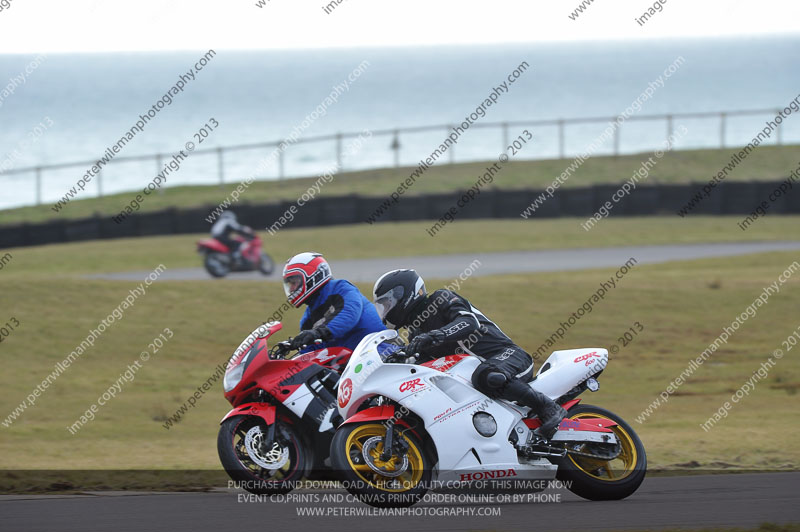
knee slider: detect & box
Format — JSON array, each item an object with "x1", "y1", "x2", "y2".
[
  {"x1": 473, "y1": 368, "x2": 508, "y2": 398},
  {"x1": 486, "y1": 371, "x2": 508, "y2": 389}
]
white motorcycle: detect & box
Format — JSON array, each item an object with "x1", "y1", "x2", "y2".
[{"x1": 330, "y1": 330, "x2": 646, "y2": 507}]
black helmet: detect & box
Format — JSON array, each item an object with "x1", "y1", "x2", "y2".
[{"x1": 372, "y1": 269, "x2": 426, "y2": 329}]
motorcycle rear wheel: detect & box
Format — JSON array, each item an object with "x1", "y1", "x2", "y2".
[
  {"x1": 217, "y1": 415, "x2": 307, "y2": 495},
  {"x1": 330, "y1": 422, "x2": 432, "y2": 508},
  {"x1": 555, "y1": 403, "x2": 646, "y2": 500}
]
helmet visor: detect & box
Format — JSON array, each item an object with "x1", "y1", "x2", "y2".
[
  {"x1": 374, "y1": 286, "x2": 404, "y2": 325},
  {"x1": 283, "y1": 274, "x2": 304, "y2": 300}
]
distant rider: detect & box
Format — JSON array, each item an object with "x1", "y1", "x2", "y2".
[
  {"x1": 210, "y1": 211, "x2": 254, "y2": 264},
  {"x1": 282, "y1": 252, "x2": 385, "y2": 353},
  {"x1": 372, "y1": 269, "x2": 567, "y2": 439}
]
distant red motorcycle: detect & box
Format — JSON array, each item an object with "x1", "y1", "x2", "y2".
[
  {"x1": 197, "y1": 234, "x2": 274, "y2": 278},
  {"x1": 217, "y1": 321, "x2": 353, "y2": 494}
]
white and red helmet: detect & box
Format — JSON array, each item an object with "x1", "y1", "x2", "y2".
[{"x1": 283, "y1": 252, "x2": 332, "y2": 307}]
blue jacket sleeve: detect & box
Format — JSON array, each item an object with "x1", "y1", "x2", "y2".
[
  {"x1": 299, "y1": 307, "x2": 310, "y2": 332},
  {"x1": 324, "y1": 281, "x2": 364, "y2": 338}
]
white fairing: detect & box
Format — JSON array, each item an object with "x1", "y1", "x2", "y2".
[
  {"x1": 530, "y1": 348, "x2": 608, "y2": 399},
  {"x1": 284, "y1": 383, "x2": 315, "y2": 419},
  {"x1": 338, "y1": 331, "x2": 558, "y2": 482},
  {"x1": 337, "y1": 332, "x2": 609, "y2": 484}
]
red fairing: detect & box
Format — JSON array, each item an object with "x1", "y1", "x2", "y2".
[
  {"x1": 523, "y1": 398, "x2": 616, "y2": 432},
  {"x1": 240, "y1": 236, "x2": 264, "y2": 262},
  {"x1": 230, "y1": 358, "x2": 315, "y2": 406},
  {"x1": 197, "y1": 238, "x2": 230, "y2": 253},
  {"x1": 341, "y1": 405, "x2": 420, "y2": 439},
  {"x1": 220, "y1": 403, "x2": 276, "y2": 425},
  {"x1": 523, "y1": 399, "x2": 583, "y2": 430},
  {"x1": 561, "y1": 399, "x2": 581, "y2": 411},
  {"x1": 197, "y1": 236, "x2": 264, "y2": 260},
  {"x1": 259, "y1": 321, "x2": 283, "y2": 338},
  {"x1": 224, "y1": 335, "x2": 352, "y2": 407},
  {"x1": 341, "y1": 405, "x2": 397, "y2": 425},
  {"x1": 421, "y1": 354, "x2": 471, "y2": 373},
  {"x1": 293, "y1": 346, "x2": 353, "y2": 373}
]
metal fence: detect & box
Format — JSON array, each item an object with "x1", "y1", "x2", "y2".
[{"x1": 0, "y1": 108, "x2": 792, "y2": 208}]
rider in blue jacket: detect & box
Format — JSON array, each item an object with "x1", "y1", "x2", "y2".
[{"x1": 282, "y1": 252, "x2": 385, "y2": 352}]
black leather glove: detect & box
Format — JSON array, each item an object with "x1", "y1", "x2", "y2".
[
  {"x1": 407, "y1": 329, "x2": 446, "y2": 356},
  {"x1": 290, "y1": 327, "x2": 331, "y2": 350}
]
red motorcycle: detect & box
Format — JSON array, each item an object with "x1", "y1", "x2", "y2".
[
  {"x1": 217, "y1": 321, "x2": 352, "y2": 494},
  {"x1": 197, "y1": 234, "x2": 274, "y2": 278}
]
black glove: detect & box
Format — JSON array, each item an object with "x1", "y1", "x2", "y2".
[
  {"x1": 407, "y1": 329, "x2": 446, "y2": 355},
  {"x1": 290, "y1": 327, "x2": 331, "y2": 350}
]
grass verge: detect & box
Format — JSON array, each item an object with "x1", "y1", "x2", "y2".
[{"x1": 0, "y1": 252, "x2": 798, "y2": 489}]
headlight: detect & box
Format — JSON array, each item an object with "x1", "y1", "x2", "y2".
[
  {"x1": 223, "y1": 364, "x2": 244, "y2": 392},
  {"x1": 472, "y1": 412, "x2": 497, "y2": 437}
]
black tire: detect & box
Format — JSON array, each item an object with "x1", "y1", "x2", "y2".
[
  {"x1": 555, "y1": 403, "x2": 646, "y2": 501},
  {"x1": 204, "y1": 252, "x2": 230, "y2": 278},
  {"x1": 258, "y1": 252, "x2": 275, "y2": 275},
  {"x1": 217, "y1": 415, "x2": 308, "y2": 495},
  {"x1": 330, "y1": 422, "x2": 433, "y2": 508}
]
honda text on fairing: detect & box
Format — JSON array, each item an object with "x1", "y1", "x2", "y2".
[
  {"x1": 329, "y1": 330, "x2": 646, "y2": 507},
  {"x1": 217, "y1": 321, "x2": 352, "y2": 494},
  {"x1": 196, "y1": 234, "x2": 274, "y2": 278}
]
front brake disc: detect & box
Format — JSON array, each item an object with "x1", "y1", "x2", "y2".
[{"x1": 244, "y1": 425, "x2": 289, "y2": 470}]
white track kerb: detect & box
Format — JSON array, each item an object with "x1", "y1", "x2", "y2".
[{"x1": 1, "y1": 264, "x2": 168, "y2": 428}]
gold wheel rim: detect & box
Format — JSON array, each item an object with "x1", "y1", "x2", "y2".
[
  {"x1": 344, "y1": 424, "x2": 424, "y2": 493},
  {"x1": 566, "y1": 413, "x2": 637, "y2": 481}
]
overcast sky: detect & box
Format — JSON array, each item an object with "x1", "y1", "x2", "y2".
[{"x1": 0, "y1": 0, "x2": 798, "y2": 53}]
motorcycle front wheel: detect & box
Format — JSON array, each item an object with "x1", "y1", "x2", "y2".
[
  {"x1": 204, "y1": 252, "x2": 230, "y2": 278},
  {"x1": 217, "y1": 415, "x2": 308, "y2": 495},
  {"x1": 258, "y1": 252, "x2": 275, "y2": 275},
  {"x1": 330, "y1": 422, "x2": 432, "y2": 508},
  {"x1": 555, "y1": 403, "x2": 647, "y2": 500}
]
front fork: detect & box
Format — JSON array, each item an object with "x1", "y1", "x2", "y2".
[
  {"x1": 264, "y1": 420, "x2": 277, "y2": 448},
  {"x1": 380, "y1": 419, "x2": 409, "y2": 461}
]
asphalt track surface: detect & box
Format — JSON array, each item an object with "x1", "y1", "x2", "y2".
[
  {"x1": 2, "y1": 472, "x2": 798, "y2": 532},
  {"x1": 91, "y1": 241, "x2": 800, "y2": 282}
]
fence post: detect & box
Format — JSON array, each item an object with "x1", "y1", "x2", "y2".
[
  {"x1": 217, "y1": 147, "x2": 224, "y2": 188},
  {"x1": 447, "y1": 126, "x2": 455, "y2": 163},
  {"x1": 278, "y1": 146, "x2": 285, "y2": 180},
  {"x1": 666, "y1": 114, "x2": 673, "y2": 141},
  {"x1": 719, "y1": 112, "x2": 726, "y2": 148},
  {"x1": 558, "y1": 119, "x2": 565, "y2": 159},
  {"x1": 35, "y1": 167, "x2": 42, "y2": 206},
  {"x1": 776, "y1": 109, "x2": 783, "y2": 145},
  {"x1": 391, "y1": 130, "x2": 400, "y2": 167},
  {"x1": 336, "y1": 133, "x2": 343, "y2": 170}
]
